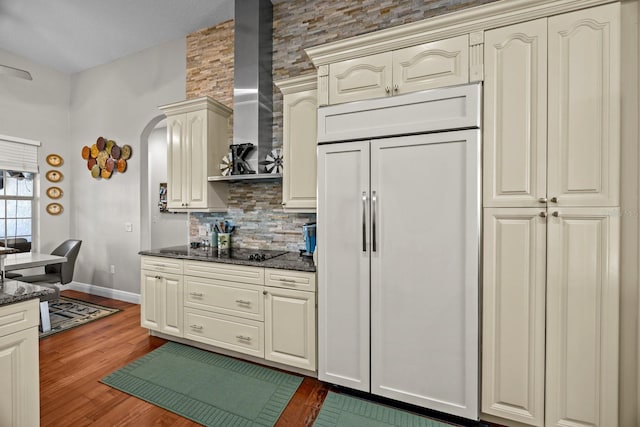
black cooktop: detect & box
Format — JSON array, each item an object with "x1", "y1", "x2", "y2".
[{"x1": 159, "y1": 246, "x2": 287, "y2": 262}]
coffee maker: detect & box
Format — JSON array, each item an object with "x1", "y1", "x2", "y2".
[{"x1": 301, "y1": 222, "x2": 316, "y2": 257}]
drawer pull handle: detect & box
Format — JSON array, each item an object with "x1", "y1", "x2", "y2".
[
  {"x1": 279, "y1": 278, "x2": 297, "y2": 284},
  {"x1": 190, "y1": 292, "x2": 204, "y2": 297},
  {"x1": 235, "y1": 299, "x2": 251, "y2": 305},
  {"x1": 190, "y1": 325, "x2": 203, "y2": 330},
  {"x1": 153, "y1": 264, "x2": 167, "y2": 267},
  {"x1": 236, "y1": 335, "x2": 251, "y2": 341}
]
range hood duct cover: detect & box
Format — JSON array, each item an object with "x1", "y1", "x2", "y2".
[{"x1": 232, "y1": 0, "x2": 273, "y2": 175}]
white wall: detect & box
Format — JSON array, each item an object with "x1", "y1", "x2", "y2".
[
  {"x1": 148, "y1": 126, "x2": 188, "y2": 249},
  {"x1": 0, "y1": 48, "x2": 71, "y2": 255},
  {"x1": 69, "y1": 38, "x2": 186, "y2": 294}
]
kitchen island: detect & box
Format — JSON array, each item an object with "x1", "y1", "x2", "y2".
[{"x1": 0, "y1": 280, "x2": 53, "y2": 427}]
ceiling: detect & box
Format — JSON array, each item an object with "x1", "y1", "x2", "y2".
[{"x1": 0, "y1": 0, "x2": 234, "y2": 74}]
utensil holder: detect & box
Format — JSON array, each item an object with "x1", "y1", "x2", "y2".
[{"x1": 217, "y1": 233, "x2": 231, "y2": 250}]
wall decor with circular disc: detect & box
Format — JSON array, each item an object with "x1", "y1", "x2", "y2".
[
  {"x1": 121, "y1": 144, "x2": 132, "y2": 160},
  {"x1": 46, "y1": 203, "x2": 63, "y2": 215},
  {"x1": 46, "y1": 187, "x2": 63, "y2": 199},
  {"x1": 45, "y1": 170, "x2": 63, "y2": 182},
  {"x1": 46, "y1": 154, "x2": 63, "y2": 167},
  {"x1": 96, "y1": 136, "x2": 106, "y2": 151},
  {"x1": 81, "y1": 146, "x2": 91, "y2": 160}
]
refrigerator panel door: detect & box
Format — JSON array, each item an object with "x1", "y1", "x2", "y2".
[
  {"x1": 317, "y1": 141, "x2": 371, "y2": 391},
  {"x1": 370, "y1": 130, "x2": 480, "y2": 419}
]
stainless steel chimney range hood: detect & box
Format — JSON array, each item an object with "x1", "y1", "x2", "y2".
[{"x1": 209, "y1": 0, "x2": 279, "y2": 182}]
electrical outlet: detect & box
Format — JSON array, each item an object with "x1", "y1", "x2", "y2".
[
  {"x1": 109, "y1": 265, "x2": 115, "y2": 274},
  {"x1": 125, "y1": 222, "x2": 133, "y2": 232}
]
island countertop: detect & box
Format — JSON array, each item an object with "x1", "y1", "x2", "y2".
[
  {"x1": 139, "y1": 246, "x2": 316, "y2": 272},
  {"x1": 0, "y1": 280, "x2": 56, "y2": 307}
]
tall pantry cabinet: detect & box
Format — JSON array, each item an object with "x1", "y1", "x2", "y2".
[{"x1": 481, "y1": 3, "x2": 620, "y2": 427}]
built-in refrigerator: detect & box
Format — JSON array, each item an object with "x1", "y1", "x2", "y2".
[{"x1": 317, "y1": 83, "x2": 481, "y2": 420}]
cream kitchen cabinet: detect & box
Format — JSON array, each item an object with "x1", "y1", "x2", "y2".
[
  {"x1": 482, "y1": 5, "x2": 621, "y2": 426},
  {"x1": 141, "y1": 256, "x2": 317, "y2": 372},
  {"x1": 483, "y1": 4, "x2": 620, "y2": 208},
  {"x1": 140, "y1": 256, "x2": 184, "y2": 337},
  {"x1": 0, "y1": 299, "x2": 39, "y2": 427},
  {"x1": 327, "y1": 34, "x2": 469, "y2": 105},
  {"x1": 275, "y1": 75, "x2": 318, "y2": 212},
  {"x1": 483, "y1": 207, "x2": 620, "y2": 427},
  {"x1": 264, "y1": 268, "x2": 316, "y2": 371},
  {"x1": 159, "y1": 97, "x2": 232, "y2": 211},
  {"x1": 183, "y1": 260, "x2": 265, "y2": 358}
]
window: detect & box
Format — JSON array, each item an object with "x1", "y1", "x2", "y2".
[{"x1": 0, "y1": 170, "x2": 34, "y2": 252}]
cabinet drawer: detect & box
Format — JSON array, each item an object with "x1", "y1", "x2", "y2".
[
  {"x1": 184, "y1": 260, "x2": 264, "y2": 285},
  {"x1": 184, "y1": 308, "x2": 264, "y2": 358},
  {"x1": 265, "y1": 269, "x2": 316, "y2": 292},
  {"x1": 184, "y1": 276, "x2": 264, "y2": 321},
  {"x1": 141, "y1": 256, "x2": 183, "y2": 275},
  {"x1": 0, "y1": 299, "x2": 39, "y2": 337}
]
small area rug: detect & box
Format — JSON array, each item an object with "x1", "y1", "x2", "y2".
[
  {"x1": 313, "y1": 392, "x2": 457, "y2": 427},
  {"x1": 101, "y1": 341, "x2": 303, "y2": 427},
  {"x1": 40, "y1": 296, "x2": 120, "y2": 339}
]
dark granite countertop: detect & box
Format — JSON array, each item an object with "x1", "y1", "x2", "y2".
[
  {"x1": 0, "y1": 280, "x2": 56, "y2": 307},
  {"x1": 139, "y1": 246, "x2": 316, "y2": 273}
]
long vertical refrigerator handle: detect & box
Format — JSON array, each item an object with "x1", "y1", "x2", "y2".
[
  {"x1": 372, "y1": 191, "x2": 377, "y2": 252},
  {"x1": 362, "y1": 192, "x2": 367, "y2": 252}
]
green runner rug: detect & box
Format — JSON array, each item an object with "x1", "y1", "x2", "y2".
[
  {"x1": 101, "y1": 342, "x2": 303, "y2": 426},
  {"x1": 313, "y1": 392, "x2": 457, "y2": 427}
]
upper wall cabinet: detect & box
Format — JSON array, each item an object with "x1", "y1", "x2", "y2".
[
  {"x1": 276, "y1": 75, "x2": 318, "y2": 212},
  {"x1": 484, "y1": 3, "x2": 620, "y2": 208},
  {"x1": 327, "y1": 35, "x2": 469, "y2": 105},
  {"x1": 160, "y1": 97, "x2": 232, "y2": 212}
]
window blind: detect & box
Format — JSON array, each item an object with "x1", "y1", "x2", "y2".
[{"x1": 0, "y1": 135, "x2": 40, "y2": 173}]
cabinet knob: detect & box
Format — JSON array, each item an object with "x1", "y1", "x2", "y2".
[
  {"x1": 385, "y1": 86, "x2": 391, "y2": 94},
  {"x1": 552, "y1": 211, "x2": 560, "y2": 217},
  {"x1": 538, "y1": 197, "x2": 548, "y2": 203},
  {"x1": 539, "y1": 211, "x2": 547, "y2": 218},
  {"x1": 263, "y1": 290, "x2": 268, "y2": 296},
  {"x1": 281, "y1": 202, "x2": 286, "y2": 206},
  {"x1": 394, "y1": 84, "x2": 399, "y2": 92},
  {"x1": 550, "y1": 197, "x2": 558, "y2": 203}
]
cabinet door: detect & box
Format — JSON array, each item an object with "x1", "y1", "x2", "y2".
[
  {"x1": 369, "y1": 131, "x2": 480, "y2": 418},
  {"x1": 140, "y1": 270, "x2": 183, "y2": 337},
  {"x1": 392, "y1": 34, "x2": 469, "y2": 95},
  {"x1": 0, "y1": 329, "x2": 39, "y2": 427},
  {"x1": 547, "y1": 4, "x2": 620, "y2": 207},
  {"x1": 185, "y1": 109, "x2": 208, "y2": 208},
  {"x1": 481, "y1": 208, "x2": 546, "y2": 427},
  {"x1": 329, "y1": 52, "x2": 392, "y2": 104},
  {"x1": 484, "y1": 19, "x2": 548, "y2": 207},
  {"x1": 546, "y1": 207, "x2": 619, "y2": 427},
  {"x1": 264, "y1": 287, "x2": 316, "y2": 371},
  {"x1": 282, "y1": 88, "x2": 318, "y2": 211},
  {"x1": 166, "y1": 114, "x2": 186, "y2": 209},
  {"x1": 140, "y1": 270, "x2": 162, "y2": 330},
  {"x1": 317, "y1": 141, "x2": 370, "y2": 391}
]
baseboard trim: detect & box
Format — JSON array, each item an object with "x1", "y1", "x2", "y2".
[{"x1": 61, "y1": 281, "x2": 140, "y2": 304}]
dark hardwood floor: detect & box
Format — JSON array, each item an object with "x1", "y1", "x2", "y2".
[{"x1": 39, "y1": 290, "x2": 331, "y2": 426}]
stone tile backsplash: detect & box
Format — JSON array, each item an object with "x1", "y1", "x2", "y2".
[{"x1": 189, "y1": 181, "x2": 316, "y2": 251}]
